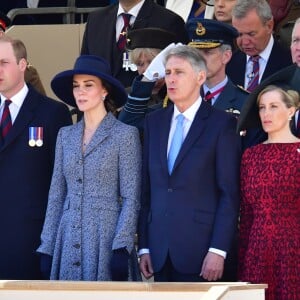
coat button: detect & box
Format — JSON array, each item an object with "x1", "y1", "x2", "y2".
[
  {"x1": 73, "y1": 261, "x2": 81, "y2": 267},
  {"x1": 77, "y1": 178, "x2": 82, "y2": 184},
  {"x1": 73, "y1": 243, "x2": 80, "y2": 249},
  {"x1": 167, "y1": 188, "x2": 173, "y2": 192}
]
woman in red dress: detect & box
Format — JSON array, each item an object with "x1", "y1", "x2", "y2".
[{"x1": 239, "y1": 85, "x2": 300, "y2": 300}]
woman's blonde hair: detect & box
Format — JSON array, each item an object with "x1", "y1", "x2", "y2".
[{"x1": 257, "y1": 85, "x2": 300, "y2": 109}]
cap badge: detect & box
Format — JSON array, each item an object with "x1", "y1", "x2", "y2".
[{"x1": 196, "y1": 22, "x2": 206, "y2": 36}]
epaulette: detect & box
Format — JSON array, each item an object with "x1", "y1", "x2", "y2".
[
  {"x1": 163, "y1": 95, "x2": 168, "y2": 108},
  {"x1": 236, "y1": 85, "x2": 250, "y2": 94}
]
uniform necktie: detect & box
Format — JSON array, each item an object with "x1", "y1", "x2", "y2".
[
  {"x1": 1, "y1": 99, "x2": 12, "y2": 139},
  {"x1": 247, "y1": 55, "x2": 260, "y2": 92},
  {"x1": 168, "y1": 114, "x2": 185, "y2": 174},
  {"x1": 204, "y1": 91, "x2": 212, "y2": 105},
  {"x1": 117, "y1": 13, "x2": 131, "y2": 51}
]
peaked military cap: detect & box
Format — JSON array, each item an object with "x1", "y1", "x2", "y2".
[
  {"x1": 126, "y1": 27, "x2": 178, "y2": 50},
  {"x1": 186, "y1": 18, "x2": 238, "y2": 49}
]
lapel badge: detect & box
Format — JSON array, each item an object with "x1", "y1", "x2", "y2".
[
  {"x1": 196, "y1": 22, "x2": 206, "y2": 36},
  {"x1": 29, "y1": 127, "x2": 44, "y2": 147}
]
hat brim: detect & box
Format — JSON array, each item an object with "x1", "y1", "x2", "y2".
[
  {"x1": 51, "y1": 69, "x2": 127, "y2": 108},
  {"x1": 237, "y1": 64, "x2": 300, "y2": 132}
]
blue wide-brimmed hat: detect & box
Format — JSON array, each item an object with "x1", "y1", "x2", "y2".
[{"x1": 51, "y1": 55, "x2": 127, "y2": 108}]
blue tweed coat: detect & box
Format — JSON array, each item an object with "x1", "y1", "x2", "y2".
[{"x1": 37, "y1": 112, "x2": 141, "y2": 280}]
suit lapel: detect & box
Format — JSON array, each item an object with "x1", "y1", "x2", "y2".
[
  {"x1": 159, "y1": 105, "x2": 173, "y2": 175},
  {"x1": 171, "y1": 102, "x2": 211, "y2": 173},
  {"x1": 83, "y1": 113, "x2": 116, "y2": 157},
  {"x1": 0, "y1": 88, "x2": 39, "y2": 152},
  {"x1": 213, "y1": 81, "x2": 235, "y2": 110}
]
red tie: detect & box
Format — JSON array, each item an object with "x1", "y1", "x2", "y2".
[
  {"x1": 117, "y1": 13, "x2": 131, "y2": 51},
  {"x1": 247, "y1": 55, "x2": 260, "y2": 92},
  {"x1": 1, "y1": 99, "x2": 12, "y2": 139}
]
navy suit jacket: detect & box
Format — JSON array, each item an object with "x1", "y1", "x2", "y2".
[
  {"x1": 138, "y1": 101, "x2": 241, "y2": 274},
  {"x1": 226, "y1": 40, "x2": 292, "y2": 87},
  {"x1": 81, "y1": 0, "x2": 189, "y2": 87},
  {"x1": 0, "y1": 86, "x2": 72, "y2": 279}
]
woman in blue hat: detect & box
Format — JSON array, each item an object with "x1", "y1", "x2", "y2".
[{"x1": 37, "y1": 55, "x2": 141, "y2": 281}]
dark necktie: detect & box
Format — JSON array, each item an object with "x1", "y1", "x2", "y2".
[
  {"x1": 204, "y1": 91, "x2": 212, "y2": 105},
  {"x1": 117, "y1": 13, "x2": 131, "y2": 51},
  {"x1": 1, "y1": 99, "x2": 12, "y2": 139},
  {"x1": 247, "y1": 55, "x2": 260, "y2": 92}
]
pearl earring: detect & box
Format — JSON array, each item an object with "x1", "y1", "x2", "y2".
[
  {"x1": 102, "y1": 95, "x2": 106, "y2": 101},
  {"x1": 288, "y1": 116, "x2": 292, "y2": 121}
]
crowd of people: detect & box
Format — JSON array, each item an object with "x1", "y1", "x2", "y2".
[{"x1": 0, "y1": 0, "x2": 299, "y2": 299}]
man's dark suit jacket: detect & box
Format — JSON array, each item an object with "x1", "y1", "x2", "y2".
[
  {"x1": 0, "y1": 86, "x2": 72, "y2": 279},
  {"x1": 226, "y1": 40, "x2": 293, "y2": 88},
  {"x1": 81, "y1": 0, "x2": 189, "y2": 87},
  {"x1": 138, "y1": 101, "x2": 241, "y2": 274}
]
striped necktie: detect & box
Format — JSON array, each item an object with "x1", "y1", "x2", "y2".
[
  {"x1": 117, "y1": 13, "x2": 131, "y2": 51},
  {"x1": 1, "y1": 99, "x2": 12, "y2": 139},
  {"x1": 247, "y1": 55, "x2": 260, "y2": 92}
]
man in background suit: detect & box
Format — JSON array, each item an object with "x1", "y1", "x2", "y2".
[
  {"x1": 290, "y1": 17, "x2": 300, "y2": 137},
  {"x1": 81, "y1": 0, "x2": 189, "y2": 88},
  {"x1": 238, "y1": 17, "x2": 300, "y2": 140},
  {"x1": 226, "y1": 0, "x2": 292, "y2": 90},
  {"x1": 138, "y1": 45, "x2": 240, "y2": 282},
  {"x1": 0, "y1": 36, "x2": 72, "y2": 279}
]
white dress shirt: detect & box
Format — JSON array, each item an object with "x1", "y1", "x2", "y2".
[
  {"x1": 0, "y1": 84, "x2": 28, "y2": 124},
  {"x1": 116, "y1": 0, "x2": 145, "y2": 40},
  {"x1": 244, "y1": 35, "x2": 274, "y2": 88}
]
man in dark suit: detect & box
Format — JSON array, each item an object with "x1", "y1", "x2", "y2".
[
  {"x1": 226, "y1": 0, "x2": 292, "y2": 90},
  {"x1": 138, "y1": 45, "x2": 241, "y2": 282},
  {"x1": 238, "y1": 17, "x2": 300, "y2": 141},
  {"x1": 0, "y1": 36, "x2": 72, "y2": 279},
  {"x1": 81, "y1": 0, "x2": 189, "y2": 88}
]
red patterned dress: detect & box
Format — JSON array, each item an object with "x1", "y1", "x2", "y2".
[{"x1": 239, "y1": 142, "x2": 300, "y2": 300}]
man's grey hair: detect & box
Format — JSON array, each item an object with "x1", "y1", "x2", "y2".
[
  {"x1": 220, "y1": 44, "x2": 232, "y2": 52},
  {"x1": 232, "y1": 0, "x2": 273, "y2": 24},
  {"x1": 163, "y1": 45, "x2": 207, "y2": 74},
  {"x1": 292, "y1": 17, "x2": 300, "y2": 38}
]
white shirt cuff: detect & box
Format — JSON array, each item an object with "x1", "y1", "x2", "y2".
[
  {"x1": 138, "y1": 248, "x2": 150, "y2": 257},
  {"x1": 209, "y1": 248, "x2": 227, "y2": 259}
]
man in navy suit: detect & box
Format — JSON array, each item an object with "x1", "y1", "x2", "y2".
[
  {"x1": 138, "y1": 45, "x2": 241, "y2": 282},
  {"x1": 0, "y1": 36, "x2": 72, "y2": 279},
  {"x1": 81, "y1": 0, "x2": 189, "y2": 88},
  {"x1": 226, "y1": 0, "x2": 292, "y2": 90}
]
